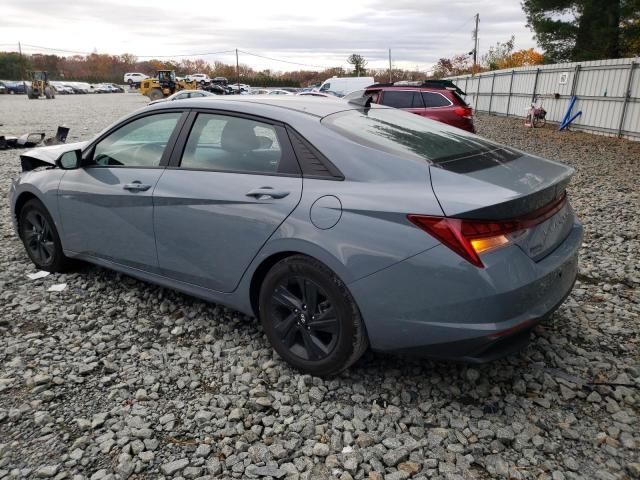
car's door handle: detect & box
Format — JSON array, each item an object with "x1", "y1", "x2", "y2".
[
  {"x1": 246, "y1": 187, "x2": 290, "y2": 199},
  {"x1": 123, "y1": 181, "x2": 151, "y2": 192}
]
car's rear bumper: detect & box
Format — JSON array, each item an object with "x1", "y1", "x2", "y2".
[{"x1": 348, "y1": 220, "x2": 582, "y2": 361}]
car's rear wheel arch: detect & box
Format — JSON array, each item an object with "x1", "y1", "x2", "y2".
[
  {"x1": 250, "y1": 251, "x2": 300, "y2": 318},
  {"x1": 249, "y1": 249, "x2": 357, "y2": 319}
]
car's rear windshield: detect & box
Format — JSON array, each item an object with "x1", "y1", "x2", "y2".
[{"x1": 321, "y1": 108, "x2": 517, "y2": 166}]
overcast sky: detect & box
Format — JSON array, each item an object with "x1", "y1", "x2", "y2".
[{"x1": 1, "y1": 0, "x2": 537, "y2": 72}]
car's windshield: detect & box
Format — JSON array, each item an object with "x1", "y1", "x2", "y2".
[{"x1": 321, "y1": 108, "x2": 517, "y2": 165}]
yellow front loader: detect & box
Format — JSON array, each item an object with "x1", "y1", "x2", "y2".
[
  {"x1": 139, "y1": 70, "x2": 197, "y2": 101},
  {"x1": 27, "y1": 71, "x2": 55, "y2": 99}
]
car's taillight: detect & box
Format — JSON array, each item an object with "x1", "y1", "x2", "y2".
[
  {"x1": 454, "y1": 106, "x2": 473, "y2": 119},
  {"x1": 408, "y1": 194, "x2": 567, "y2": 268}
]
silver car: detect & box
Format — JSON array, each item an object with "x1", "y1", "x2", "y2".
[
  {"x1": 10, "y1": 96, "x2": 582, "y2": 376},
  {"x1": 148, "y1": 89, "x2": 216, "y2": 105}
]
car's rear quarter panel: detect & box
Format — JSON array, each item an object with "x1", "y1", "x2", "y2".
[{"x1": 348, "y1": 219, "x2": 583, "y2": 353}]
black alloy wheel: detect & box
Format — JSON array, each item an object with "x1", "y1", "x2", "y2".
[
  {"x1": 259, "y1": 255, "x2": 368, "y2": 376},
  {"x1": 19, "y1": 199, "x2": 73, "y2": 272},
  {"x1": 270, "y1": 276, "x2": 338, "y2": 361},
  {"x1": 22, "y1": 210, "x2": 56, "y2": 266}
]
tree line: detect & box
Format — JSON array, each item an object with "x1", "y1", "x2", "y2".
[{"x1": 0, "y1": 51, "x2": 431, "y2": 86}]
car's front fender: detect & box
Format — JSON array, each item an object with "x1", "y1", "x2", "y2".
[{"x1": 10, "y1": 170, "x2": 66, "y2": 239}]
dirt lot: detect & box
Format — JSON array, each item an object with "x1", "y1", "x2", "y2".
[{"x1": 0, "y1": 94, "x2": 638, "y2": 480}]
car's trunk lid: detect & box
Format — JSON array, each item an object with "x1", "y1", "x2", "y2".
[{"x1": 429, "y1": 148, "x2": 575, "y2": 261}]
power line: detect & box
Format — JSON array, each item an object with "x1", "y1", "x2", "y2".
[
  {"x1": 20, "y1": 43, "x2": 91, "y2": 55},
  {"x1": 138, "y1": 50, "x2": 235, "y2": 58},
  {"x1": 18, "y1": 43, "x2": 236, "y2": 58},
  {"x1": 238, "y1": 50, "x2": 328, "y2": 69}
]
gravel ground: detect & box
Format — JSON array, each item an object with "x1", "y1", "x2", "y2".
[{"x1": 0, "y1": 94, "x2": 638, "y2": 480}]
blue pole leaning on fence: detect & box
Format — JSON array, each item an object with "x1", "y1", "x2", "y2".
[
  {"x1": 559, "y1": 95, "x2": 582, "y2": 130},
  {"x1": 560, "y1": 111, "x2": 582, "y2": 130},
  {"x1": 560, "y1": 96, "x2": 577, "y2": 128}
]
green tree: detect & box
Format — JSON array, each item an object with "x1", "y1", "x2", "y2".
[
  {"x1": 347, "y1": 54, "x2": 367, "y2": 76},
  {"x1": 0, "y1": 51, "x2": 31, "y2": 80},
  {"x1": 523, "y1": 0, "x2": 640, "y2": 62},
  {"x1": 482, "y1": 36, "x2": 515, "y2": 70}
]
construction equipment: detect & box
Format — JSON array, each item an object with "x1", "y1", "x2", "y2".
[
  {"x1": 26, "y1": 71, "x2": 55, "y2": 100},
  {"x1": 139, "y1": 70, "x2": 197, "y2": 101}
]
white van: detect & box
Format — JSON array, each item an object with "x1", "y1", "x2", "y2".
[{"x1": 317, "y1": 76, "x2": 375, "y2": 96}]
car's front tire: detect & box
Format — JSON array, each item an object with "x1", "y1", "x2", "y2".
[
  {"x1": 259, "y1": 255, "x2": 368, "y2": 376},
  {"x1": 19, "y1": 199, "x2": 73, "y2": 273}
]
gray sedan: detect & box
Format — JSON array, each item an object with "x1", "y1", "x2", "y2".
[
  {"x1": 148, "y1": 89, "x2": 216, "y2": 105},
  {"x1": 10, "y1": 96, "x2": 582, "y2": 375}
]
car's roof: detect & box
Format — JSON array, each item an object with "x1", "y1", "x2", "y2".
[
  {"x1": 150, "y1": 95, "x2": 387, "y2": 119},
  {"x1": 366, "y1": 84, "x2": 453, "y2": 92}
]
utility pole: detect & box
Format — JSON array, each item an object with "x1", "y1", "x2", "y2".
[
  {"x1": 18, "y1": 41, "x2": 26, "y2": 87},
  {"x1": 235, "y1": 48, "x2": 240, "y2": 91},
  {"x1": 472, "y1": 14, "x2": 480, "y2": 67},
  {"x1": 388, "y1": 49, "x2": 392, "y2": 83}
]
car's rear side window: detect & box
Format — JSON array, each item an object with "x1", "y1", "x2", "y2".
[
  {"x1": 422, "y1": 91, "x2": 452, "y2": 108},
  {"x1": 321, "y1": 108, "x2": 507, "y2": 164},
  {"x1": 380, "y1": 90, "x2": 424, "y2": 109},
  {"x1": 180, "y1": 113, "x2": 283, "y2": 174}
]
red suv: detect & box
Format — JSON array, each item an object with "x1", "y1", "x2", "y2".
[{"x1": 363, "y1": 80, "x2": 475, "y2": 133}]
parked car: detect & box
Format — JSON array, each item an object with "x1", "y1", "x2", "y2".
[
  {"x1": 297, "y1": 91, "x2": 333, "y2": 97},
  {"x1": 54, "y1": 83, "x2": 75, "y2": 94},
  {"x1": 317, "y1": 76, "x2": 374, "y2": 96},
  {"x1": 68, "y1": 82, "x2": 91, "y2": 94},
  {"x1": 267, "y1": 89, "x2": 292, "y2": 95},
  {"x1": 2, "y1": 81, "x2": 26, "y2": 94},
  {"x1": 106, "y1": 83, "x2": 125, "y2": 93},
  {"x1": 279, "y1": 87, "x2": 301, "y2": 94},
  {"x1": 203, "y1": 84, "x2": 227, "y2": 95},
  {"x1": 251, "y1": 88, "x2": 271, "y2": 95},
  {"x1": 227, "y1": 84, "x2": 250, "y2": 94},
  {"x1": 63, "y1": 83, "x2": 84, "y2": 94},
  {"x1": 186, "y1": 73, "x2": 211, "y2": 85},
  {"x1": 10, "y1": 96, "x2": 582, "y2": 376},
  {"x1": 0, "y1": 82, "x2": 6, "y2": 94},
  {"x1": 363, "y1": 80, "x2": 475, "y2": 133},
  {"x1": 124, "y1": 72, "x2": 148, "y2": 85},
  {"x1": 148, "y1": 89, "x2": 215, "y2": 105},
  {"x1": 92, "y1": 84, "x2": 117, "y2": 93}
]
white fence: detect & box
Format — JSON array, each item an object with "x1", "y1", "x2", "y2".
[{"x1": 447, "y1": 57, "x2": 640, "y2": 141}]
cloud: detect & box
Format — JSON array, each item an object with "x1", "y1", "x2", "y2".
[{"x1": 1, "y1": 0, "x2": 537, "y2": 71}]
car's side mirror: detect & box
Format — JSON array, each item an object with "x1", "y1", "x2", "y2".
[{"x1": 55, "y1": 149, "x2": 82, "y2": 170}]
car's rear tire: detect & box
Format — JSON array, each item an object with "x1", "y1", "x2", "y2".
[
  {"x1": 259, "y1": 255, "x2": 368, "y2": 376},
  {"x1": 19, "y1": 199, "x2": 74, "y2": 273}
]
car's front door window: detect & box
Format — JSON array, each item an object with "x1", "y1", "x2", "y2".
[{"x1": 92, "y1": 113, "x2": 181, "y2": 167}]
